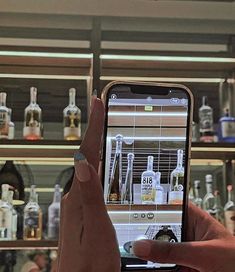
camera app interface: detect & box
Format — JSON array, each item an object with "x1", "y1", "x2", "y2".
[{"x1": 103, "y1": 85, "x2": 189, "y2": 269}]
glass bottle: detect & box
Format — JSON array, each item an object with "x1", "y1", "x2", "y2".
[
  {"x1": 48, "y1": 184, "x2": 61, "y2": 240},
  {"x1": 199, "y1": 96, "x2": 215, "y2": 142},
  {"x1": 0, "y1": 92, "x2": 9, "y2": 139},
  {"x1": 202, "y1": 174, "x2": 216, "y2": 216},
  {"x1": 141, "y1": 155, "x2": 155, "y2": 204},
  {"x1": 23, "y1": 185, "x2": 42, "y2": 240},
  {"x1": 219, "y1": 108, "x2": 235, "y2": 143},
  {"x1": 0, "y1": 184, "x2": 12, "y2": 240},
  {"x1": 168, "y1": 149, "x2": 184, "y2": 204},
  {"x1": 154, "y1": 172, "x2": 164, "y2": 204},
  {"x1": 213, "y1": 190, "x2": 224, "y2": 225},
  {"x1": 63, "y1": 88, "x2": 81, "y2": 140},
  {"x1": 193, "y1": 180, "x2": 202, "y2": 208},
  {"x1": 224, "y1": 185, "x2": 235, "y2": 235},
  {"x1": 8, "y1": 190, "x2": 17, "y2": 240},
  {"x1": 23, "y1": 87, "x2": 42, "y2": 140},
  {"x1": 8, "y1": 109, "x2": 15, "y2": 139},
  {"x1": 107, "y1": 134, "x2": 123, "y2": 204},
  {"x1": 188, "y1": 185, "x2": 195, "y2": 203},
  {"x1": 121, "y1": 153, "x2": 134, "y2": 204}
]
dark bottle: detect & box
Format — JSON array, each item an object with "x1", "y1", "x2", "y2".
[
  {"x1": 121, "y1": 153, "x2": 134, "y2": 204},
  {"x1": 153, "y1": 225, "x2": 178, "y2": 243}
]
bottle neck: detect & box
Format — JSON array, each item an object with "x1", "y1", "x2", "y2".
[
  {"x1": 127, "y1": 157, "x2": 134, "y2": 171},
  {"x1": 228, "y1": 190, "x2": 234, "y2": 202},
  {"x1": 202, "y1": 96, "x2": 208, "y2": 106},
  {"x1": 0, "y1": 92, "x2": 7, "y2": 107},
  {"x1": 206, "y1": 183, "x2": 213, "y2": 194},
  {"x1": 116, "y1": 141, "x2": 122, "y2": 154},
  {"x1": 147, "y1": 156, "x2": 153, "y2": 171},
  {"x1": 29, "y1": 186, "x2": 37, "y2": 203},
  {"x1": 215, "y1": 192, "x2": 222, "y2": 207},
  {"x1": 69, "y1": 89, "x2": 76, "y2": 106},
  {"x1": 1, "y1": 185, "x2": 9, "y2": 202},
  {"x1": 155, "y1": 172, "x2": 161, "y2": 185},
  {"x1": 53, "y1": 187, "x2": 61, "y2": 203},
  {"x1": 7, "y1": 191, "x2": 13, "y2": 205},
  {"x1": 177, "y1": 150, "x2": 183, "y2": 168},
  {"x1": 30, "y1": 87, "x2": 37, "y2": 104}
]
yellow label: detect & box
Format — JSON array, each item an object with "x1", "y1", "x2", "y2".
[{"x1": 144, "y1": 105, "x2": 153, "y2": 111}]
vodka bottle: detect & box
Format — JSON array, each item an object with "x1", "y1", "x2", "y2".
[
  {"x1": 8, "y1": 109, "x2": 15, "y2": 139},
  {"x1": 199, "y1": 96, "x2": 215, "y2": 142},
  {"x1": 141, "y1": 156, "x2": 155, "y2": 204},
  {"x1": 63, "y1": 88, "x2": 81, "y2": 140},
  {"x1": 154, "y1": 172, "x2": 164, "y2": 204},
  {"x1": 0, "y1": 184, "x2": 12, "y2": 240},
  {"x1": 193, "y1": 180, "x2": 202, "y2": 208},
  {"x1": 23, "y1": 87, "x2": 42, "y2": 140},
  {"x1": 107, "y1": 134, "x2": 123, "y2": 203},
  {"x1": 0, "y1": 92, "x2": 9, "y2": 139},
  {"x1": 121, "y1": 153, "x2": 134, "y2": 204},
  {"x1": 8, "y1": 191, "x2": 17, "y2": 240},
  {"x1": 202, "y1": 175, "x2": 216, "y2": 216},
  {"x1": 213, "y1": 190, "x2": 224, "y2": 225},
  {"x1": 168, "y1": 149, "x2": 184, "y2": 204},
  {"x1": 23, "y1": 185, "x2": 42, "y2": 240},
  {"x1": 48, "y1": 184, "x2": 61, "y2": 239},
  {"x1": 224, "y1": 185, "x2": 235, "y2": 235}
]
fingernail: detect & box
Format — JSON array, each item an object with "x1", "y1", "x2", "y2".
[
  {"x1": 90, "y1": 89, "x2": 97, "y2": 113},
  {"x1": 132, "y1": 240, "x2": 151, "y2": 257},
  {"x1": 74, "y1": 152, "x2": 91, "y2": 182}
]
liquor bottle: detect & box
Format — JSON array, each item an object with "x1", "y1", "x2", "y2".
[
  {"x1": 23, "y1": 185, "x2": 42, "y2": 240},
  {"x1": 8, "y1": 109, "x2": 15, "y2": 139},
  {"x1": 0, "y1": 92, "x2": 9, "y2": 139},
  {"x1": 202, "y1": 174, "x2": 216, "y2": 216},
  {"x1": 213, "y1": 190, "x2": 224, "y2": 225},
  {"x1": 7, "y1": 190, "x2": 17, "y2": 240},
  {"x1": 154, "y1": 172, "x2": 164, "y2": 204},
  {"x1": 141, "y1": 156, "x2": 156, "y2": 204},
  {"x1": 219, "y1": 108, "x2": 235, "y2": 143},
  {"x1": 199, "y1": 96, "x2": 215, "y2": 142},
  {"x1": 0, "y1": 184, "x2": 12, "y2": 240},
  {"x1": 121, "y1": 153, "x2": 134, "y2": 204},
  {"x1": 23, "y1": 87, "x2": 42, "y2": 140},
  {"x1": 63, "y1": 88, "x2": 81, "y2": 140},
  {"x1": 188, "y1": 185, "x2": 195, "y2": 203},
  {"x1": 224, "y1": 185, "x2": 235, "y2": 235},
  {"x1": 107, "y1": 134, "x2": 123, "y2": 204},
  {"x1": 168, "y1": 149, "x2": 184, "y2": 204},
  {"x1": 153, "y1": 225, "x2": 178, "y2": 243},
  {"x1": 48, "y1": 184, "x2": 61, "y2": 239},
  {"x1": 193, "y1": 180, "x2": 202, "y2": 208}
]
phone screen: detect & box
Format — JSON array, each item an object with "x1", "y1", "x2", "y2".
[{"x1": 102, "y1": 82, "x2": 192, "y2": 270}]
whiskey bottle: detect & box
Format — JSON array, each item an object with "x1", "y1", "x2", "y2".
[
  {"x1": 107, "y1": 134, "x2": 123, "y2": 204},
  {"x1": 8, "y1": 109, "x2": 15, "y2": 140},
  {"x1": 23, "y1": 185, "x2": 42, "y2": 240},
  {"x1": 141, "y1": 156, "x2": 156, "y2": 204},
  {"x1": 0, "y1": 92, "x2": 9, "y2": 139},
  {"x1": 193, "y1": 180, "x2": 202, "y2": 208},
  {"x1": 63, "y1": 88, "x2": 81, "y2": 140},
  {"x1": 0, "y1": 184, "x2": 12, "y2": 240},
  {"x1": 168, "y1": 149, "x2": 184, "y2": 204},
  {"x1": 213, "y1": 190, "x2": 224, "y2": 225},
  {"x1": 7, "y1": 191, "x2": 17, "y2": 240},
  {"x1": 154, "y1": 172, "x2": 164, "y2": 204},
  {"x1": 121, "y1": 153, "x2": 134, "y2": 204},
  {"x1": 224, "y1": 185, "x2": 235, "y2": 235},
  {"x1": 48, "y1": 184, "x2": 61, "y2": 239},
  {"x1": 23, "y1": 87, "x2": 42, "y2": 140},
  {"x1": 202, "y1": 175, "x2": 216, "y2": 216}
]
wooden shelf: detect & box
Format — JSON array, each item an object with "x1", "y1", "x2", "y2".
[{"x1": 0, "y1": 240, "x2": 58, "y2": 250}]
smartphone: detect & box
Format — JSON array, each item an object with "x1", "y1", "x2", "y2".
[{"x1": 101, "y1": 81, "x2": 193, "y2": 270}]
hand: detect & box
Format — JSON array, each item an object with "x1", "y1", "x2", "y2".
[
  {"x1": 57, "y1": 98, "x2": 120, "y2": 272},
  {"x1": 133, "y1": 203, "x2": 235, "y2": 272}
]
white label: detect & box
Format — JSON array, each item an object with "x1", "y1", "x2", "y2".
[
  {"x1": 141, "y1": 175, "x2": 155, "y2": 203},
  {"x1": 222, "y1": 121, "x2": 235, "y2": 138},
  {"x1": 23, "y1": 126, "x2": 41, "y2": 138}
]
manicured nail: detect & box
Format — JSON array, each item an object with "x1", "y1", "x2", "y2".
[
  {"x1": 90, "y1": 89, "x2": 97, "y2": 113},
  {"x1": 132, "y1": 240, "x2": 151, "y2": 257},
  {"x1": 74, "y1": 152, "x2": 91, "y2": 182}
]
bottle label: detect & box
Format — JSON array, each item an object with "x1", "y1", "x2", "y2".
[
  {"x1": 64, "y1": 113, "x2": 80, "y2": 128},
  {"x1": 141, "y1": 175, "x2": 155, "y2": 203},
  {"x1": 221, "y1": 121, "x2": 235, "y2": 138},
  {"x1": 23, "y1": 126, "x2": 41, "y2": 138},
  {"x1": 64, "y1": 127, "x2": 81, "y2": 139},
  {"x1": 0, "y1": 112, "x2": 9, "y2": 135},
  {"x1": 24, "y1": 212, "x2": 39, "y2": 228},
  {"x1": 224, "y1": 210, "x2": 235, "y2": 236}
]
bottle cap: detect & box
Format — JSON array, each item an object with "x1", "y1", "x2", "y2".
[
  {"x1": 205, "y1": 174, "x2": 212, "y2": 183},
  {"x1": 227, "y1": 185, "x2": 233, "y2": 192},
  {"x1": 194, "y1": 180, "x2": 201, "y2": 188},
  {"x1": 127, "y1": 153, "x2": 134, "y2": 160},
  {"x1": 115, "y1": 134, "x2": 123, "y2": 142}
]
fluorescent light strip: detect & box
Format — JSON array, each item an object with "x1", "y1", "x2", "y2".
[
  {"x1": 0, "y1": 144, "x2": 79, "y2": 150},
  {"x1": 0, "y1": 158, "x2": 74, "y2": 165},
  {"x1": 107, "y1": 136, "x2": 186, "y2": 141},
  {"x1": 113, "y1": 223, "x2": 181, "y2": 226},
  {"x1": 191, "y1": 147, "x2": 235, "y2": 152},
  {"x1": 108, "y1": 211, "x2": 182, "y2": 215},
  {"x1": 24, "y1": 187, "x2": 64, "y2": 193},
  {"x1": 0, "y1": 74, "x2": 90, "y2": 80},
  {"x1": 108, "y1": 112, "x2": 187, "y2": 117},
  {"x1": 190, "y1": 159, "x2": 224, "y2": 166}
]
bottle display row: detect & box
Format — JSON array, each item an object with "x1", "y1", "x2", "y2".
[{"x1": 0, "y1": 87, "x2": 81, "y2": 140}]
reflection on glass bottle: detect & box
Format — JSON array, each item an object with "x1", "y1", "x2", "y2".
[
  {"x1": 153, "y1": 226, "x2": 178, "y2": 243},
  {"x1": 193, "y1": 180, "x2": 202, "y2": 208},
  {"x1": 224, "y1": 185, "x2": 235, "y2": 236},
  {"x1": 168, "y1": 149, "x2": 184, "y2": 204},
  {"x1": 23, "y1": 87, "x2": 42, "y2": 140},
  {"x1": 8, "y1": 109, "x2": 15, "y2": 139},
  {"x1": 0, "y1": 92, "x2": 9, "y2": 139},
  {"x1": 213, "y1": 190, "x2": 224, "y2": 225},
  {"x1": 0, "y1": 184, "x2": 12, "y2": 240},
  {"x1": 121, "y1": 153, "x2": 134, "y2": 204},
  {"x1": 48, "y1": 184, "x2": 61, "y2": 239},
  {"x1": 202, "y1": 175, "x2": 216, "y2": 216},
  {"x1": 63, "y1": 88, "x2": 81, "y2": 140},
  {"x1": 7, "y1": 191, "x2": 17, "y2": 240},
  {"x1": 154, "y1": 172, "x2": 164, "y2": 204},
  {"x1": 107, "y1": 134, "x2": 123, "y2": 204},
  {"x1": 23, "y1": 185, "x2": 42, "y2": 240},
  {"x1": 141, "y1": 156, "x2": 155, "y2": 204}
]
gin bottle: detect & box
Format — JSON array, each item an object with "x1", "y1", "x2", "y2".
[
  {"x1": 202, "y1": 175, "x2": 216, "y2": 216},
  {"x1": 168, "y1": 149, "x2": 184, "y2": 204},
  {"x1": 48, "y1": 184, "x2": 61, "y2": 239},
  {"x1": 141, "y1": 156, "x2": 155, "y2": 204},
  {"x1": 121, "y1": 153, "x2": 134, "y2": 204},
  {"x1": 0, "y1": 184, "x2": 12, "y2": 240},
  {"x1": 23, "y1": 185, "x2": 42, "y2": 240},
  {"x1": 224, "y1": 185, "x2": 235, "y2": 235},
  {"x1": 107, "y1": 134, "x2": 123, "y2": 204},
  {"x1": 23, "y1": 87, "x2": 42, "y2": 140},
  {"x1": 193, "y1": 180, "x2": 202, "y2": 208},
  {"x1": 0, "y1": 92, "x2": 9, "y2": 139},
  {"x1": 8, "y1": 190, "x2": 17, "y2": 240},
  {"x1": 63, "y1": 88, "x2": 81, "y2": 140},
  {"x1": 213, "y1": 190, "x2": 224, "y2": 225},
  {"x1": 154, "y1": 172, "x2": 164, "y2": 204}
]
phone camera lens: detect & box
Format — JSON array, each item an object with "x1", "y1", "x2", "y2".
[{"x1": 111, "y1": 94, "x2": 117, "y2": 99}]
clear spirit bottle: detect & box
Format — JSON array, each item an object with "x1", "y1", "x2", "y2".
[
  {"x1": 0, "y1": 184, "x2": 12, "y2": 240},
  {"x1": 0, "y1": 92, "x2": 9, "y2": 139},
  {"x1": 8, "y1": 109, "x2": 15, "y2": 139},
  {"x1": 48, "y1": 184, "x2": 61, "y2": 239},
  {"x1": 121, "y1": 153, "x2": 134, "y2": 204},
  {"x1": 193, "y1": 180, "x2": 202, "y2": 208},
  {"x1": 213, "y1": 190, "x2": 224, "y2": 225},
  {"x1": 168, "y1": 149, "x2": 184, "y2": 204},
  {"x1": 8, "y1": 190, "x2": 17, "y2": 240},
  {"x1": 23, "y1": 185, "x2": 42, "y2": 240},
  {"x1": 23, "y1": 87, "x2": 42, "y2": 140},
  {"x1": 107, "y1": 134, "x2": 123, "y2": 204},
  {"x1": 63, "y1": 88, "x2": 81, "y2": 140},
  {"x1": 141, "y1": 156, "x2": 156, "y2": 204},
  {"x1": 154, "y1": 172, "x2": 164, "y2": 204},
  {"x1": 202, "y1": 174, "x2": 216, "y2": 216},
  {"x1": 224, "y1": 185, "x2": 235, "y2": 235}
]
